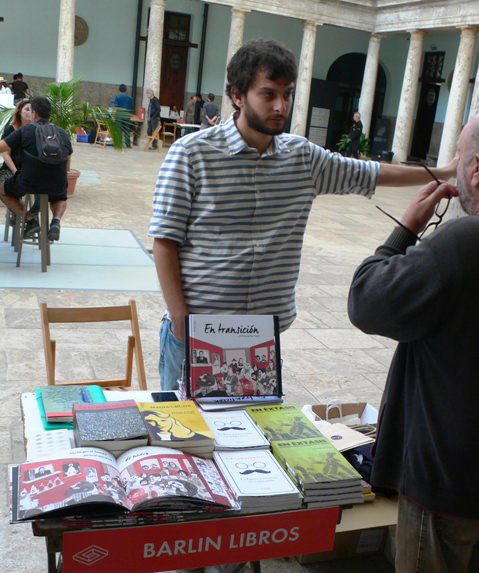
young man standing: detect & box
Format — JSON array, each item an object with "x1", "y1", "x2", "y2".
[
  {"x1": 148, "y1": 38, "x2": 456, "y2": 395},
  {"x1": 0, "y1": 96, "x2": 72, "y2": 241}
]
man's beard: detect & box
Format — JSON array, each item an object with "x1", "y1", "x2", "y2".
[
  {"x1": 243, "y1": 103, "x2": 287, "y2": 136},
  {"x1": 457, "y1": 168, "x2": 475, "y2": 215}
]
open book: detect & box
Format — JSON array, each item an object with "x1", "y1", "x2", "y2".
[
  {"x1": 183, "y1": 314, "x2": 283, "y2": 410},
  {"x1": 9, "y1": 446, "x2": 239, "y2": 523}
]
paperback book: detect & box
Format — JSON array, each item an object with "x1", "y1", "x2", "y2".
[
  {"x1": 183, "y1": 314, "x2": 283, "y2": 410},
  {"x1": 213, "y1": 449, "x2": 302, "y2": 513},
  {"x1": 246, "y1": 404, "x2": 323, "y2": 442},
  {"x1": 202, "y1": 410, "x2": 270, "y2": 450},
  {"x1": 73, "y1": 400, "x2": 148, "y2": 456},
  {"x1": 137, "y1": 400, "x2": 215, "y2": 457},
  {"x1": 38, "y1": 385, "x2": 106, "y2": 424},
  {"x1": 9, "y1": 446, "x2": 239, "y2": 523},
  {"x1": 270, "y1": 436, "x2": 364, "y2": 507}
]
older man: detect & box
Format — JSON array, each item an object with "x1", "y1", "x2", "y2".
[{"x1": 348, "y1": 114, "x2": 479, "y2": 572}]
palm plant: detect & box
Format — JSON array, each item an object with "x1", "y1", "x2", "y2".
[
  {"x1": 41, "y1": 79, "x2": 131, "y2": 149},
  {"x1": 0, "y1": 79, "x2": 132, "y2": 149},
  {"x1": 337, "y1": 133, "x2": 371, "y2": 157}
]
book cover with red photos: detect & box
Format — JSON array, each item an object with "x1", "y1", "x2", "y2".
[{"x1": 184, "y1": 314, "x2": 283, "y2": 407}]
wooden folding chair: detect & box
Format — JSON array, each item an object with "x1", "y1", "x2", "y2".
[
  {"x1": 144, "y1": 123, "x2": 163, "y2": 151},
  {"x1": 40, "y1": 299, "x2": 147, "y2": 389},
  {"x1": 94, "y1": 119, "x2": 111, "y2": 147},
  {"x1": 162, "y1": 122, "x2": 177, "y2": 146}
]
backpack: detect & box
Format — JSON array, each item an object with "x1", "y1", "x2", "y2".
[{"x1": 34, "y1": 122, "x2": 69, "y2": 164}]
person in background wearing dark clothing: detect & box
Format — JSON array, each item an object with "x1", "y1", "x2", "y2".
[
  {"x1": 0, "y1": 96, "x2": 72, "y2": 241},
  {"x1": 347, "y1": 111, "x2": 363, "y2": 158},
  {"x1": 112, "y1": 84, "x2": 133, "y2": 148},
  {"x1": 201, "y1": 93, "x2": 220, "y2": 129},
  {"x1": 194, "y1": 93, "x2": 204, "y2": 125},
  {"x1": 146, "y1": 88, "x2": 161, "y2": 149},
  {"x1": 348, "y1": 114, "x2": 479, "y2": 572},
  {"x1": 11, "y1": 73, "x2": 30, "y2": 103}
]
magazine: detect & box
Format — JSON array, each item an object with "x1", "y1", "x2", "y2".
[
  {"x1": 9, "y1": 446, "x2": 239, "y2": 523},
  {"x1": 183, "y1": 314, "x2": 283, "y2": 409}
]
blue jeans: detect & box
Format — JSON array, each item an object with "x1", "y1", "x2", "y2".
[
  {"x1": 396, "y1": 495, "x2": 479, "y2": 573},
  {"x1": 159, "y1": 316, "x2": 185, "y2": 390}
]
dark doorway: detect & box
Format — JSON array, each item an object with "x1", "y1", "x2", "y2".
[
  {"x1": 307, "y1": 53, "x2": 386, "y2": 150},
  {"x1": 409, "y1": 52, "x2": 445, "y2": 160}
]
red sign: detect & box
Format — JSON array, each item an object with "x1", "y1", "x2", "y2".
[{"x1": 63, "y1": 508, "x2": 339, "y2": 573}]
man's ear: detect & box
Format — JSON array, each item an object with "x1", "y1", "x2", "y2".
[
  {"x1": 230, "y1": 87, "x2": 243, "y2": 109},
  {"x1": 471, "y1": 154, "x2": 479, "y2": 190}
]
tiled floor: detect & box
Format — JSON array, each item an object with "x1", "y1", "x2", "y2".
[{"x1": 0, "y1": 141, "x2": 418, "y2": 572}]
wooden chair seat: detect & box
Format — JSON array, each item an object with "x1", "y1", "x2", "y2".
[{"x1": 94, "y1": 119, "x2": 111, "y2": 147}]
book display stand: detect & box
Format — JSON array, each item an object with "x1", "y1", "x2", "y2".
[{"x1": 17, "y1": 393, "x2": 339, "y2": 573}]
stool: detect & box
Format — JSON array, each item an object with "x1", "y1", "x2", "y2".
[{"x1": 16, "y1": 194, "x2": 51, "y2": 272}]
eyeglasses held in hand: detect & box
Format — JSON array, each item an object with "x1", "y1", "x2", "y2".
[{"x1": 376, "y1": 163, "x2": 450, "y2": 241}]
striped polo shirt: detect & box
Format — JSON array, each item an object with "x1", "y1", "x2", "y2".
[{"x1": 148, "y1": 117, "x2": 379, "y2": 332}]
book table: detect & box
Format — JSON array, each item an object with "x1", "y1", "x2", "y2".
[{"x1": 18, "y1": 393, "x2": 339, "y2": 573}]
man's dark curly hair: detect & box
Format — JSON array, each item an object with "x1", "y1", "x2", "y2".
[{"x1": 225, "y1": 38, "x2": 297, "y2": 111}]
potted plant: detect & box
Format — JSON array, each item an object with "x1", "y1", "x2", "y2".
[
  {"x1": 41, "y1": 79, "x2": 131, "y2": 195},
  {"x1": 0, "y1": 79, "x2": 132, "y2": 196},
  {"x1": 337, "y1": 133, "x2": 371, "y2": 158}
]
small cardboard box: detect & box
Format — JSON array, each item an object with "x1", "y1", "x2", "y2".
[
  {"x1": 296, "y1": 495, "x2": 397, "y2": 563},
  {"x1": 311, "y1": 401, "x2": 378, "y2": 425}
]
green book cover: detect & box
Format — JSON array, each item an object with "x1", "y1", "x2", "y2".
[
  {"x1": 271, "y1": 436, "x2": 362, "y2": 490},
  {"x1": 37, "y1": 386, "x2": 106, "y2": 426},
  {"x1": 246, "y1": 404, "x2": 322, "y2": 442}
]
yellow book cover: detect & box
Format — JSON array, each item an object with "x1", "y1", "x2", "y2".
[{"x1": 137, "y1": 400, "x2": 214, "y2": 448}]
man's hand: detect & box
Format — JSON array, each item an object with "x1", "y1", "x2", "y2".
[
  {"x1": 401, "y1": 180, "x2": 458, "y2": 236},
  {"x1": 170, "y1": 314, "x2": 186, "y2": 343}
]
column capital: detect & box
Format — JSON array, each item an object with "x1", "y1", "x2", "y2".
[
  {"x1": 407, "y1": 29, "x2": 427, "y2": 39},
  {"x1": 303, "y1": 20, "x2": 322, "y2": 31},
  {"x1": 231, "y1": 7, "x2": 251, "y2": 16},
  {"x1": 369, "y1": 33, "x2": 383, "y2": 42},
  {"x1": 457, "y1": 25, "x2": 477, "y2": 35},
  {"x1": 150, "y1": 0, "x2": 165, "y2": 7}
]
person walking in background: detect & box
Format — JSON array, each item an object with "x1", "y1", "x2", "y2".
[
  {"x1": 347, "y1": 111, "x2": 363, "y2": 158},
  {"x1": 193, "y1": 93, "x2": 204, "y2": 125},
  {"x1": 112, "y1": 84, "x2": 133, "y2": 148},
  {"x1": 201, "y1": 93, "x2": 220, "y2": 129},
  {"x1": 0, "y1": 77, "x2": 12, "y2": 94},
  {"x1": 11, "y1": 73, "x2": 30, "y2": 103},
  {"x1": 184, "y1": 95, "x2": 197, "y2": 124},
  {"x1": 348, "y1": 115, "x2": 479, "y2": 572},
  {"x1": 146, "y1": 89, "x2": 161, "y2": 149}
]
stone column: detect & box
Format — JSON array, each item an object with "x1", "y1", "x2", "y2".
[
  {"x1": 220, "y1": 8, "x2": 249, "y2": 121},
  {"x1": 143, "y1": 0, "x2": 166, "y2": 108},
  {"x1": 438, "y1": 27, "x2": 477, "y2": 166},
  {"x1": 391, "y1": 30, "x2": 425, "y2": 163},
  {"x1": 468, "y1": 63, "x2": 479, "y2": 120},
  {"x1": 358, "y1": 34, "x2": 382, "y2": 138},
  {"x1": 56, "y1": 0, "x2": 76, "y2": 82},
  {"x1": 291, "y1": 21, "x2": 318, "y2": 136}
]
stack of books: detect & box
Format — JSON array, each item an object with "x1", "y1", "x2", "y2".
[
  {"x1": 213, "y1": 449, "x2": 302, "y2": 513},
  {"x1": 73, "y1": 400, "x2": 148, "y2": 457},
  {"x1": 246, "y1": 405, "x2": 364, "y2": 509},
  {"x1": 137, "y1": 400, "x2": 215, "y2": 458},
  {"x1": 270, "y1": 437, "x2": 364, "y2": 508},
  {"x1": 36, "y1": 385, "x2": 106, "y2": 427}
]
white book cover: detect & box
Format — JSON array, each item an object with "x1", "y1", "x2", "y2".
[
  {"x1": 213, "y1": 449, "x2": 302, "y2": 502},
  {"x1": 202, "y1": 410, "x2": 270, "y2": 450},
  {"x1": 185, "y1": 314, "x2": 282, "y2": 404}
]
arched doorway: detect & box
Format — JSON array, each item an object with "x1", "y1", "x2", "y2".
[{"x1": 325, "y1": 53, "x2": 386, "y2": 150}]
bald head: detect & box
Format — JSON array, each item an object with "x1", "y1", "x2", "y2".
[{"x1": 457, "y1": 114, "x2": 479, "y2": 215}]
